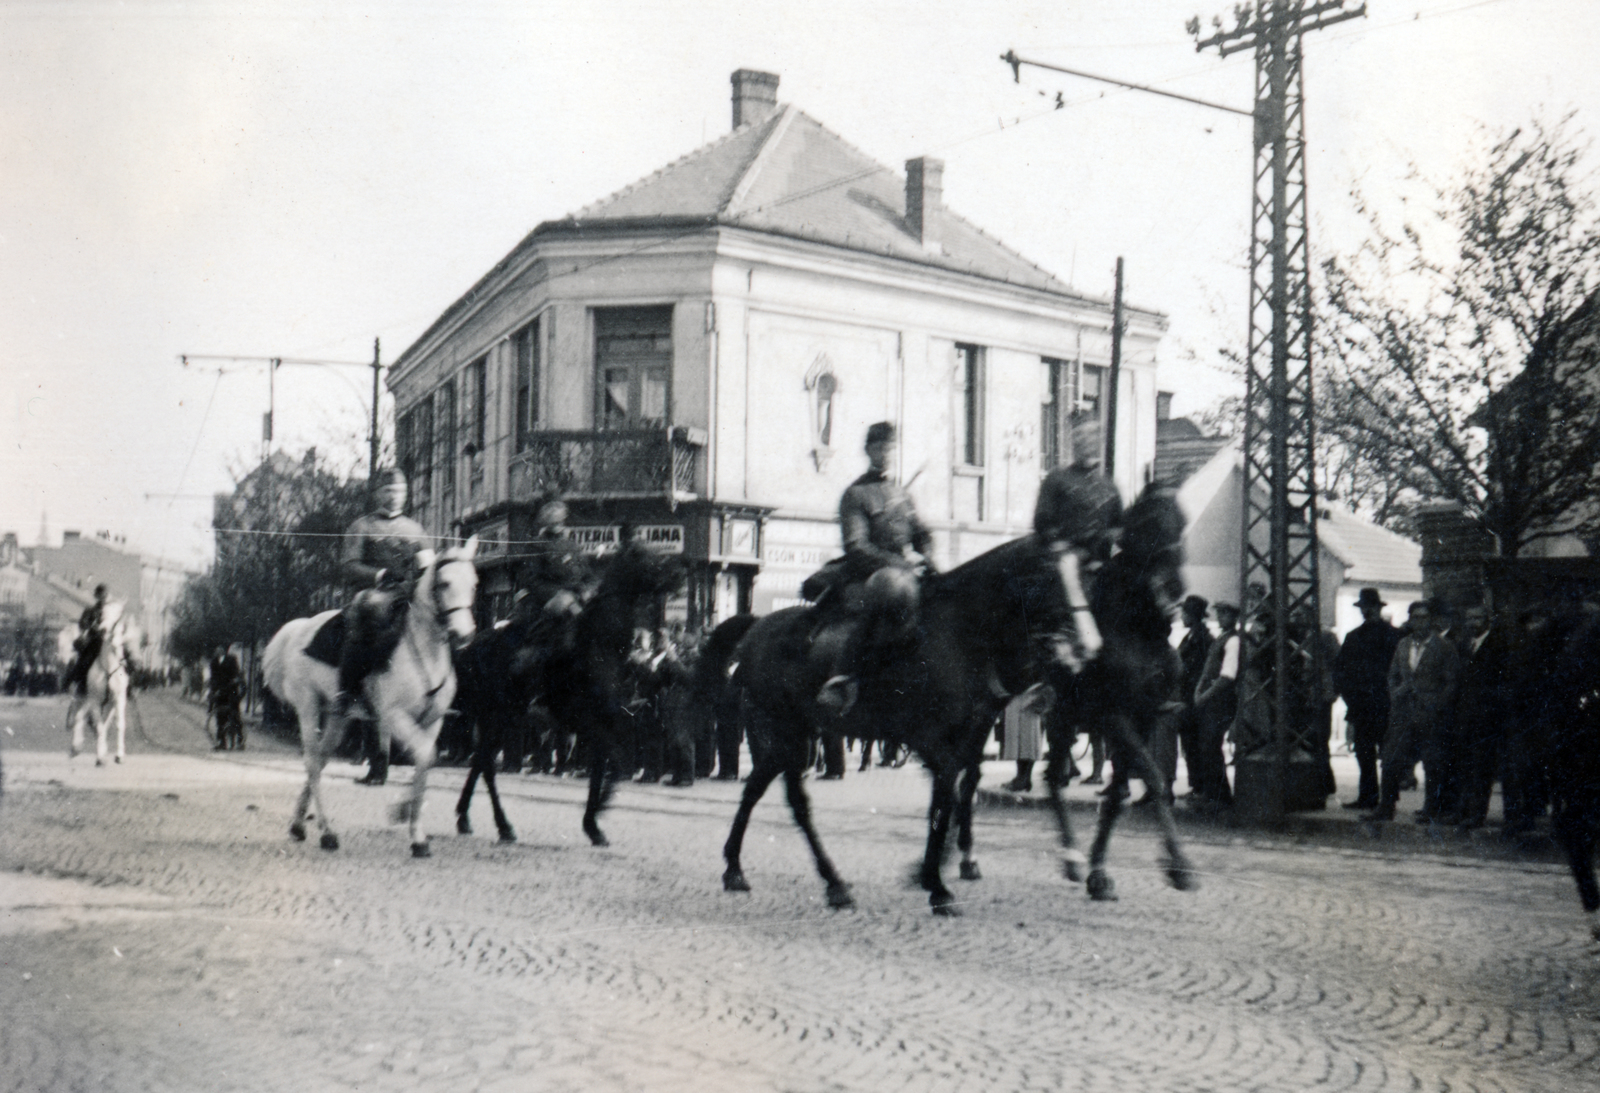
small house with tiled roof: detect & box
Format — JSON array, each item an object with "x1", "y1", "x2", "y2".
[
  {"x1": 389, "y1": 70, "x2": 1168, "y2": 624},
  {"x1": 1165, "y1": 431, "x2": 1422, "y2": 631}
]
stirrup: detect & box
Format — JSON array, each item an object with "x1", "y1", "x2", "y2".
[{"x1": 816, "y1": 675, "x2": 858, "y2": 716}]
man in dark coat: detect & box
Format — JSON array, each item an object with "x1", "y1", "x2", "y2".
[
  {"x1": 1172, "y1": 594, "x2": 1213, "y2": 800},
  {"x1": 1191, "y1": 601, "x2": 1242, "y2": 806},
  {"x1": 207, "y1": 645, "x2": 244, "y2": 750},
  {"x1": 1334, "y1": 588, "x2": 1399, "y2": 810},
  {"x1": 1449, "y1": 603, "x2": 1513, "y2": 828},
  {"x1": 1371, "y1": 599, "x2": 1461, "y2": 822}
]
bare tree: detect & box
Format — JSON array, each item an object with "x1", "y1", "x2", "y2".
[
  {"x1": 1318, "y1": 116, "x2": 1600, "y2": 557},
  {"x1": 168, "y1": 449, "x2": 368, "y2": 663}
]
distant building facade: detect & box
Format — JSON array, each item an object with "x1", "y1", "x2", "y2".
[{"x1": 388, "y1": 70, "x2": 1166, "y2": 626}]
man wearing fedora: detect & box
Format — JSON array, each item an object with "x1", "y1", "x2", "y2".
[{"x1": 1334, "y1": 588, "x2": 1401, "y2": 810}]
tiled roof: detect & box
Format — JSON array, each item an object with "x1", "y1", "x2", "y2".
[
  {"x1": 557, "y1": 106, "x2": 1090, "y2": 299},
  {"x1": 1318, "y1": 505, "x2": 1423, "y2": 588},
  {"x1": 1154, "y1": 418, "x2": 1231, "y2": 487}
]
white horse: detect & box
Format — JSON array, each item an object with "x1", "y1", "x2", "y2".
[
  {"x1": 65, "y1": 600, "x2": 133, "y2": 765},
  {"x1": 263, "y1": 539, "x2": 478, "y2": 856}
]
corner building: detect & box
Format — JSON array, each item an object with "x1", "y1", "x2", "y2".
[{"x1": 388, "y1": 70, "x2": 1167, "y2": 627}]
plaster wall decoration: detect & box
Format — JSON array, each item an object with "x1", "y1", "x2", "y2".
[{"x1": 804, "y1": 352, "x2": 840, "y2": 472}]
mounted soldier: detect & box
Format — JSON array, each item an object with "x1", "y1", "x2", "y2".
[
  {"x1": 333, "y1": 468, "x2": 434, "y2": 785},
  {"x1": 815, "y1": 421, "x2": 936, "y2": 715},
  {"x1": 1032, "y1": 462, "x2": 1124, "y2": 673},
  {"x1": 505, "y1": 498, "x2": 591, "y2": 690},
  {"x1": 64, "y1": 584, "x2": 110, "y2": 696}
]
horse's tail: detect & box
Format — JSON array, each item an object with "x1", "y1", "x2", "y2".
[{"x1": 696, "y1": 613, "x2": 759, "y2": 699}]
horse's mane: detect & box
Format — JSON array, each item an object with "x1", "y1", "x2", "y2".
[{"x1": 926, "y1": 534, "x2": 1047, "y2": 602}]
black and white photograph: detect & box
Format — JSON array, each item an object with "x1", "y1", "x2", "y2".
[{"x1": 3, "y1": 2, "x2": 1599, "y2": 1090}]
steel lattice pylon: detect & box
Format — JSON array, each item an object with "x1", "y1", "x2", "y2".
[{"x1": 1195, "y1": 1, "x2": 1364, "y2": 816}]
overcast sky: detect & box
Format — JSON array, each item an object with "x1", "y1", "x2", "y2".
[{"x1": 3, "y1": 0, "x2": 1595, "y2": 569}]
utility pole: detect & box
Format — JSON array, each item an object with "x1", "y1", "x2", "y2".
[
  {"x1": 369, "y1": 338, "x2": 382, "y2": 485},
  {"x1": 1191, "y1": 0, "x2": 1365, "y2": 819},
  {"x1": 180, "y1": 350, "x2": 386, "y2": 482},
  {"x1": 1104, "y1": 257, "x2": 1124, "y2": 478}
]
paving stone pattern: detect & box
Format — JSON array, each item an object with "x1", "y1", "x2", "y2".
[{"x1": 1, "y1": 692, "x2": 1597, "y2": 1092}]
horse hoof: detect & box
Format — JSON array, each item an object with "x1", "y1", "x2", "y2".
[
  {"x1": 411, "y1": 841, "x2": 431, "y2": 858},
  {"x1": 931, "y1": 893, "x2": 962, "y2": 917},
  {"x1": 456, "y1": 814, "x2": 472, "y2": 836},
  {"x1": 497, "y1": 828, "x2": 517, "y2": 844},
  {"x1": 68, "y1": 747, "x2": 78, "y2": 759},
  {"x1": 723, "y1": 871, "x2": 751, "y2": 893},
  {"x1": 1062, "y1": 849, "x2": 1087, "y2": 883},
  {"x1": 389, "y1": 801, "x2": 413, "y2": 825},
  {"x1": 584, "y1": 825, "x2": 608, "y2": 848},
  {"x1": 826, "y1": 883, "x2": 855, "y2": 910},
  {"x1": 1166, "y1": 859, "x2": 1199, "y2": 892},
  {"x1": 114, "y1": 756, "x2": 122, "y2": 764},
  {"x1": 95, "y1": 758, "x2": 104, "y2": 767},
  {"x1": 320, "y1": 832, "x2": 339, "y2": 851},
  {"x1": 290, "y1": 822, "x2": 307, "y2": 842},
  {"x1": 959, "y1": 861, "x2": 983, "y2": 881},
  {"x1": 1087, "y1": 870, "x2": 1118, "y2": 902}
]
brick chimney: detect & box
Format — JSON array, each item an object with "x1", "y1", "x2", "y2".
[
  {"x1": 731, "y1": 69, "x2": 779, "y2": 129},
  {"x1": 905, "y1": 157, "x2": 944, "y2": 251}
]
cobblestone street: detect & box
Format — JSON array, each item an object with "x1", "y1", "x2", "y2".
[{"x1": 2, "y1": 691, "x2": 1597, "y2": 1093}]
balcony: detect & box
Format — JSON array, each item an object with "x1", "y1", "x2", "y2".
[{"x1": 508, "y1": 427, "x2": 705, "y2": 503}]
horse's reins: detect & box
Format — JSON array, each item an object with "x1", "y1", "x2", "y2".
[{"x1": 400, "y1": 558, "x2": 470, "y2": 723}]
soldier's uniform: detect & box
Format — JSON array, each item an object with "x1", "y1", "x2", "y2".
[
  {"x1": 818, "y1": 423, "x2": 933, "y2": 714},
  {"x1": 839, "y1": 469, "x2": 934, "y2": 583},
  {"x1": 1032, "y1": 464, "x2": 1122, "y2": 672},
  {"x1": 335, "y1": 470, "x2": 432, "y2": 784},
  {"x1": 65, "y1": 586, "x2": 109, "y2": 695}
]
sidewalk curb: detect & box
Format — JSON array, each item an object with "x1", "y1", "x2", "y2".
[{"x1": 974, "y1": 785, "x2": 1567, "y2": 865}]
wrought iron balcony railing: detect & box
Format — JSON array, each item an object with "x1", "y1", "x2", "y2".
[{"x1": 508, "y1": 427, "x2": 705, "y2": 503}]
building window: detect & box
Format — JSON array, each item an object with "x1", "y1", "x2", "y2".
[
  {"x1": 595, "y1": 306, "x2": 672, "y2": 431},
  {"x1": 437, "y1": 380, "x2": 456, "y2": 523},
  {"x1": 958, "y1": 343, "x2": 985, "y2": 467},
  {"x1": 1042, "y1": 357, "x2": 1064, "y2": 471},
  {"x1": 1041, "y1": 357, "x2": 1108, "y2": 472},
  {"x1": 397, "y1": 398, "x2": 433, "y2": 529},
  {"x1": 513, "y1": 320, "x2": 540, "y2": 452},
  {"x1": 469, "y1": 356, "x2": 487, "y2": 453},
  {"x1": 1072, "y1": 363, "x2": 1108, "y2": 470}
]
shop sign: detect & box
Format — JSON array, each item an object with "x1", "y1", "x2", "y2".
[
  {"x1": 724, "y1": 518, "x2": 759, "y2": 560},
  {"x1": 473, "y1": 518, "x2": 509, "y2": 559},
  {"x1": 565, "y1": 524, "x2": 684, "y2": 555}
]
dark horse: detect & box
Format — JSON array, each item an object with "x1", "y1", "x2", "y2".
[
  {"x1": 712, "y1": 475, "x2": 1194, "y2": 915},
  {"x1": 1042, "y1": 483, "x2": 1195, "y2": 901},
  {"x1": 451, "y1": 540, "x2": 683, "y2": 847}
]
